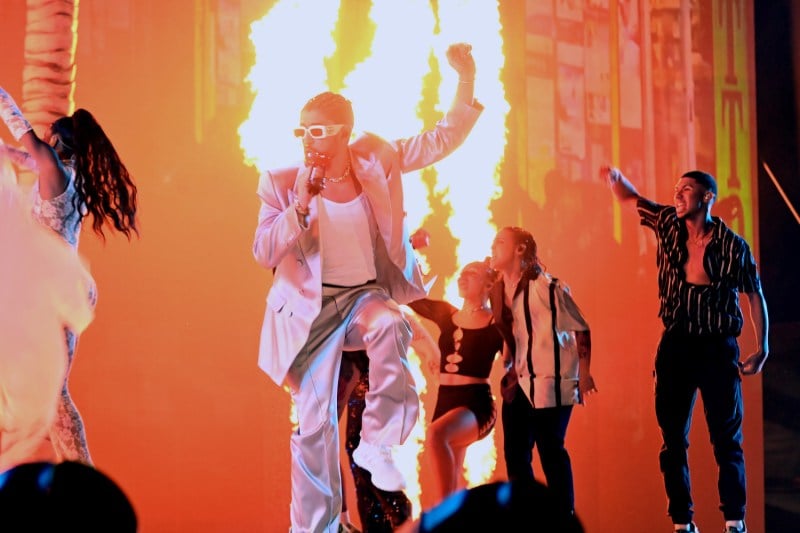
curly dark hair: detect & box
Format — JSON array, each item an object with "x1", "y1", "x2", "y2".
[
  {"x1": 503, "y1": 226, "x2": 545, "y2": 279},
  {"x1": 51, "y1": 109, "x2": 138, "y2": 240}
]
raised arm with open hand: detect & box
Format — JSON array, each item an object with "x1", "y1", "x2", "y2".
[{"x1": 600, "y1": 165, "x2": 641, "y2": 204}]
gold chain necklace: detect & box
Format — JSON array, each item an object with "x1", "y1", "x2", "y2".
[{"x1": 325, "y1": 163, "x2": 351, "y2": 184}]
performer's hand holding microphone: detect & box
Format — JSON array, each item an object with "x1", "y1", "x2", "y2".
[{"x1": 294, "y1": 150, "x2": 330, "y2": 226}]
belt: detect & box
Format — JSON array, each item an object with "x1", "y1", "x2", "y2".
[{"x1": 321, "y1": 279, "x2": 376, "y2": 289}]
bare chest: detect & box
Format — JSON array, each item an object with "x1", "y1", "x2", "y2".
[{"x1": 683, "y1": 242, "x2": 711, "y2": 285}]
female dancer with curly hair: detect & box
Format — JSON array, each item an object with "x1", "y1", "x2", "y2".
[{"x1": 1, "y1": 87, "x2": 138, "y2": 464}]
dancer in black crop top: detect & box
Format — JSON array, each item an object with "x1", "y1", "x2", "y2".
[{"x1": 407, "y1": 261, "x2": 503, "y2": 506}]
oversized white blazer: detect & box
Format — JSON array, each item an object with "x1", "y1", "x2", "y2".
[{"x1": 254, "y1": 101, "x2": 483, "y2": 385}]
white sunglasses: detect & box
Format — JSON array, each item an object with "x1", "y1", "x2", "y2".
[{"x1": 293, "y1": 124, "x2": 346, "y2": 139}]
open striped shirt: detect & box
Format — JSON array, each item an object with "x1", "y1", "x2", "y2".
[
  {"x1": 637, "y1": 198, "x2": 761, "y2": 336},
  {"x1": 491, "y1": 272, "x2": 590, "y2": 408}
]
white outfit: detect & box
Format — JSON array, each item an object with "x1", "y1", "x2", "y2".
[
  {"x1": 509, "y1": 273, "x2": 590, "y2": 408},
  {"x1": 0, "y1": 181, "x2": 93, "y2": 473},
  {"x1": 319, "y1": 194, "x2": 376, "y2": 286},
  {"x1": 253, "y1": 101, "x2": 482, "y2": 533},
  {"x1": 32, "y1": 163, "x2": 82, "y2": 250}
]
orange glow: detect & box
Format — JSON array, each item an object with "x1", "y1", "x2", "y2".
[{"x1": 0, "y1": 1, "x2": 769, "y2": 531}]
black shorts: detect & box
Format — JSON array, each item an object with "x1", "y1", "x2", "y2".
[{"x1": 432, "y1": 384, "x2": 497, "y2": 440}]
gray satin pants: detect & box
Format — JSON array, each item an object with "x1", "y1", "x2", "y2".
[{"x1": 285, "y1": 283, "x2": 419, "y2": 533}]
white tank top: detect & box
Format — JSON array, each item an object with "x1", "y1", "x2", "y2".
[{"x1": 319, "y1": 193, "x2": 377, "y2": 286}]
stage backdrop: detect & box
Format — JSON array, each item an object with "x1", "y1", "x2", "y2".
[{"x1": 0, "y1": 1, "x2": 763, "y2": 532}]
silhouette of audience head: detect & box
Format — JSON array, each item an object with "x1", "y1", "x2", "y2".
[
  {"x1": 0, "y1": 461, "x2": 137, "y2": 531},
  {"x1": 397, "y1": 479, "x2": 584, "y2": 532}
]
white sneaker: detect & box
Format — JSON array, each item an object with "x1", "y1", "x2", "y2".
[{"x1": 352, "y1": 440, "x2": 406, "y2": 492}]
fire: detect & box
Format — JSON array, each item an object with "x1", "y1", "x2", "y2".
[
  {"x1": 238, "y1": 1, "x2": 340, "y2": 173},
  {"x1": 339, "y1": 1, "x2": 435, "y2": 238},
  {"x1": 241, "y1": 0, "x2": 508, "y2": 517},
  {"x1": 431, "y1": 2, "x2": 508, "y2": 490},
  {"x1": 434, "y1": 2, "x2": 508, "y2": 305}
]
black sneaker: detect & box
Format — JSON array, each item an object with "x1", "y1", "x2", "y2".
[
  {"x1": 724, "y1": 524, "x2": 746, "y2": 533},
  {"x1": 675, "y1": 524, "x2": 699, "y2": 533}
]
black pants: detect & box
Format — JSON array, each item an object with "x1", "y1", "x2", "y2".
[
  {"x1": 654, "y1": 331, "x2": 745, "y2": 524},
  {"x1": 502, "y1": 384, "x2": 574, "y2": 518}
]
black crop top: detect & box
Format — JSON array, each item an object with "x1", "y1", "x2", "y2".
[{"x1": 408, "y1": 298, "x2": 503, "y2": 379}]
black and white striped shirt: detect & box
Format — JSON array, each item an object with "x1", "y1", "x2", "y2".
[{"x1": 637, "y1": 198, "x2": 761, "y2": 336}]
